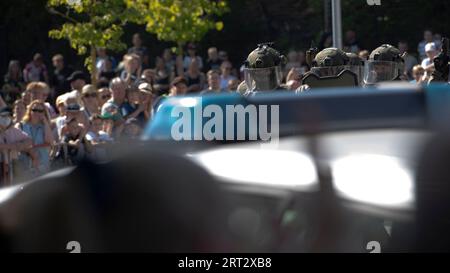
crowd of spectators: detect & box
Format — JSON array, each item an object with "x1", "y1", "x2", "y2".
[{"x1": 0, "y1": 29, "x2": 444, "y2": 184}]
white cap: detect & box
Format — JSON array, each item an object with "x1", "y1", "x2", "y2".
[{"x1": 425, "y1": 42, "x2": 437, "y2": 52}]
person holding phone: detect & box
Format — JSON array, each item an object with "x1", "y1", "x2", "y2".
[{"x1": 17, "y1": 100, "x2": 54, "y2": 175}]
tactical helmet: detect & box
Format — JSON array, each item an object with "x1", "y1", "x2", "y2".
[
  {"x1": 310, "y1": 48, "x2": 351, "y2": 77},
  {"x1": 364, "y1": 44, "x2": 405, "y2": 85},
  {"x1": 243, "y1": 43, "x2": 287, "y2": 91}
]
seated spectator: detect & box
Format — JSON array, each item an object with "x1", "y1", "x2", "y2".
[
  {"x1": 185, "y1": 58, "x2": 206, "y2": 93},
  {"x1": 23, "y1": 53, "x2": 49, "y2": 84},
  {"x1": 2, "y1": 60, "x2": 25, "y2": 106},
  {"x1": 0, "y1": 107, "x2": 33, "y2": 184},
  {"x1": 201, "y1": 70, "x2": 227, "y2": 94},
  {"x1": 81, "y1": 85, "x2": 100, "y2": 118},
  {"x1": 58, "y1": 118, "x2": 91, "y2": 166},
  {"x1": 421, "y1": 42, "x2": 438, "y2": 79},
  {"x1": 410, "y1": 65, "x2": 425, "y2": 84},
  {"x1": 51, "y1": 54, "x2": 73, "y2": 98},
  {"x1": 120, "y1": 54, "x2": 142, "y2": 85},
  {"x1": 205, "y1": 47, "x2": 222, "y2": 72},
  {"x1": 183, "y1": 42, "x2": 203, "y2": 71},
  {"x1": 398, "y1": 41, "x2": 418, "y2": 80},
  {"x1": 128, "y1": 33, "x2": 150, "y2": 69},
  {"x1": 97, "y1": 87, "x2": 112, "y2": 108},
  {"x1": 219, "y1": 61, "x2": 237, "y2": 90},
  {"x1": 17, "y1": 100, "x2": 54, "y2": 175}
]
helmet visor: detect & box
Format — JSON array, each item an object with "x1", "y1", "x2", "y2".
[
  {"x1": 363, "y1": 61, "x2": 400, "y2": 85},
  {"x1": 244, "y1": 66, "x2": 282, "y2": 91},
  {"x1": 310, "y1": 66, "x2": 350, "y2": 77}
]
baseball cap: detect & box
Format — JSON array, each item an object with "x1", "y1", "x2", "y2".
[
  {"x1": 425, "y1": 42, "x2": 437, "y2": 52},
  {"x1": 67, "y1": 71, "x2": 87, "y2": 83}
]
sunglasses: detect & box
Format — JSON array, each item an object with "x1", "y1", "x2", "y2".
[
  {"x1": 83, "y1": 93, "x2": 97, "y2": 98},
  {"x1": 101, "y1": 94, "x2": 112, "y2": 100},
  {"x1": 31, "y1": 109, "x2": 45, "y2": 113}
]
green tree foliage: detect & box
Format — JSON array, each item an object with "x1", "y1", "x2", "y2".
[
  {"x1": 126, "y1": 0, "x2": 229, "y2": 55},
  {"x1": 47, "y1": 0, "x2": 141, "y2": 83}
]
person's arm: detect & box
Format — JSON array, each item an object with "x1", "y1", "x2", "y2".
[
  {"x1": 43, "y1": 119, "x2": 54, "y2": 145},
  {"x1": 125, "y1": 104, "x2": 145, "y2": 120},
  {"x1": 0, "y1": 95, "x2": 6, "y2": 108}
]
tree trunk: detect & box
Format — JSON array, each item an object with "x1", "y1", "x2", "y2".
[
  {"x1": 90, "y1": 45, "x2": 97, "y2": 86},
  {"x1": 176, "y1": 42, "x2": 185, "y2": 77}
]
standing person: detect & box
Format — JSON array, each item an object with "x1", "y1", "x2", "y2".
[
  {"x1": 219, "y1": 61, "x2": 236, "y2": 90},
  {"x1": 81, "y1": 85, "x2": 100, "y2": 118},
  {"x1": 12, "y1": 100, "x2": 26, "y2": 125},
  {"x1": 398, "y1": 41, "x2": 418, "y2": 80},
  {"x1": 59, "y1": 118, "x2": 91, "y2": 166},
  {"x1": 201, "y1": 70, "x2": 227, "y2": 94},
  {"x1": 85, "y1": 114, "x2": 112, "y2": 162},
  {"x1": 153, "y1": 57, "x2": 172, "y2": 95},
  {"x1": 120, "y1": 54, "x2": 142, "y2": 85},
  {"x1": 97, "y1": 87, "x2": 112, "y2": 108},
  {"x1": 120, "y1": 86, "x2": 147, "y2": 126},
  {"x1": 101, "y1": 78, "x2": 127, "y2": 136},
  {"x1": 205, "y1": 47, "x2": 222, "y2": 72},
  {"x1": 152, "y1": 77, "x2": 188, "y2": 112},
  {"x1": 23, "y1": 53, "x2": 49, "y2": 84},
  {"x1": 51, "y1": 54, "x2": 73, "y2": 98},
  {"x1": 410, "y1": 65, "x2": 425, "y2": 84},
  {"x1": 421, "y1": 43, "x2": 438, "y2": 80},
  {"x1": 343, "y1": 30, "x2": 360, "y2": 54},
  {"x1": 184, "y1": 59, "x2": 206, "y2": 93},
  {"x1": 162, "y1": 48, "x2": 176, "y2": 75},
  {"x1": 66, "y1": 70, "x2": 87, "y2": 103},
  {"x1": 17, "y1": 100, "x2": 54, "y2": 175},
  {"x1": 0, "y1": 107, "x2": 34, "y2": 184},
  {"x1": 128, "y1": 33, "x2": 150, "y2": 69},
  {"x1": 418, "y1": 30, "x2": 436, "y2": 61},
  {"x1": 183, "y1": 42, "x2": 203, "y2": 71},
  {"x1": 26, "y1": 82, "x2": 57, "y2": 118},
  {"x1": 2, "y1": 60, "x2": 25, "y2": 106}
]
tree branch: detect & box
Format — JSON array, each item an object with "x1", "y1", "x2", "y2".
[{"x1": 47, "y1": 7, "x2": 80, "y2": 24}]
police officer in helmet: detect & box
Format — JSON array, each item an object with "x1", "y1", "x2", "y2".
[
  {"x1": 242, "y1": 43, "x2": 287, "y2": 96},
  {"x1": 364, "y1": 44, "x2": 405, "y2": 86}
]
